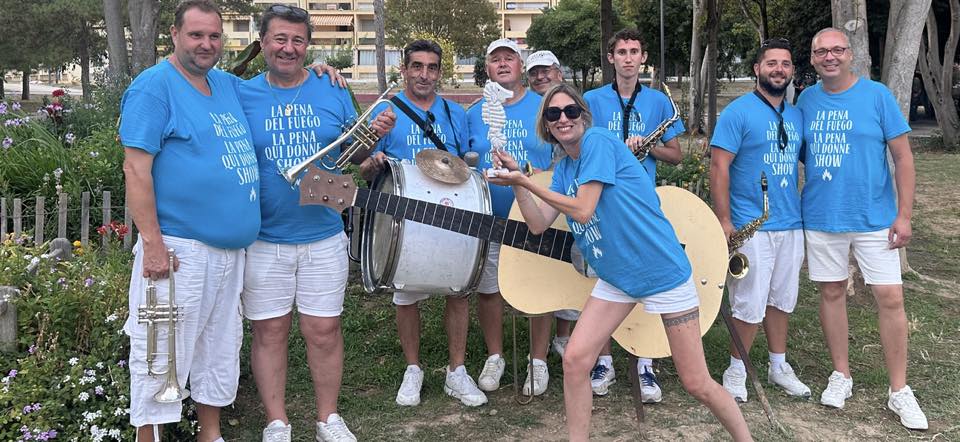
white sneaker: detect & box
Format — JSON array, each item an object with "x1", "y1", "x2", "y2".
[
  {"x1": 444, "y1": 365, "x2": 488, "y2": 406},
  {"x1": 768, "y1": 362, "x2": 811, "y2": 398},
  {"x1": 522, "y1": 357, "x2": 549, "y2": 396},
  {"x1": 638, "y1": 365, "x2": 662, "y2": 404},
  {"x1": 478, "y1": 354, "x2": 505, "y2": 392},
  {"x1": 316, "y1": 413, "x2": 357, "y2": 442},
  {"x1": 262, "y1": 419, "x2": 291, "y2": 442},
  {"x1": 552, "y1": 336, "x2": 569, "y2": 359},
  {"x1": 722, "y1": 366, "x2": 748, "y2": 402},
  {"x1": 395, "y1": 365, "x2": 424, "y2": 406},
  {"x1": 888, "y1": 386, "x2": 928, "y2": 430},
  {"x1": 590, "y1": 362, "x2": 616, "y2": 396},
  {"x1": 820, "y1": 371, "x2": 853, "y2": 409}
]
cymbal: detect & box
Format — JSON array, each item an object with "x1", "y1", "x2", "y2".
[{"x1": 415, "y1": 149, "x2": 471, "y2": 184}]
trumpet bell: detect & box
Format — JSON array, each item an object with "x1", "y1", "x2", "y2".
[
  {"x1": 154, "y1": 378, "x2": 190, "y2": 403},
  {"x1": 728, "y1": 252, "x2": 749, "y2": 279}
]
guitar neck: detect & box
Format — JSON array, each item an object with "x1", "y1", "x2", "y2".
[{"x1": 354, "y1": 188, "x2": 574, "y2": 263}]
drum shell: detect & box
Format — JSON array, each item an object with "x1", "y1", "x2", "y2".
[{"x1": 362, "y1": 159, "x2": 491, "y2": 295}]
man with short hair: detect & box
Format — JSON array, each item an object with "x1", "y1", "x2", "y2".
[
  {"x1": 120, "y1": 1, "x2": 258, "y2": 441},
  {"x1": 525, "y1": 50, "x2": 564, "y2": 95},
  {"x1": 582, "y1": 28, "x2": 684, "y2": 402},
  {"x1": 466, "y1": 38, "x2": 555, "y2": 396},
  {"x1": 710, "y1": 37, "x2": 811, "y2": 403},
  {"x1": 238, "y1": 4, "x2": 394, "y2": 441},
  {"x1": 797, "y1": 27, "x2": 926, "y2": 430},
  {"x1": 359, "y1": 40, "x2": 485, "y2": 408}
]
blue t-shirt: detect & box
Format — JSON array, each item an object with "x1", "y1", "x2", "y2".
[
  {"x1": 583, "y1": 83, "x2": 686, "y2": 183},
  {"x1": 373, "y1": 91, "x2": 468, "y2": 160},
  {"x1": 119, "y1": 60, "x2": 260, "y2": 249},
  {"x1": 466, "y1": 90, "x2": 554, "y2": 217},
  {"x1": 710, "y1": 93, "x2": 802, "y2": 231},
  {"x1": 550, "y1": 128, "x2": 692, "y2": 298},
  {"x1": 796, "y1": 78, "x2": 911, "y2": 232},
  {"x1": 239, "y1": 73, "x2": 356, "y2": 244}
]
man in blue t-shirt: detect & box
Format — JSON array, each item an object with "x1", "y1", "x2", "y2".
[
  {"x1": 119, "y1": 1, "x2": 259, "y2": 440},
  {"x1": 465, "y1": 38, "x2": 555, "y2": 397},
  {"x1": 237, "y1": 6, "x2": 394, "y2": 441},
  {"x1": 581, "y1": 28, "x2": 686, "y2": 403},
  {"x1": 710, "y1": 38, "x2": 810, "y2": 403},
  {"x1": 358, "y1": 40, "x2": 488, "y2": 409},
  {"x1": 797, "y1": 28, "x2": 925, "y2": 430}
]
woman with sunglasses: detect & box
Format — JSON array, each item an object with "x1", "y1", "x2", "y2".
[{"x1": 486, "y1": 84, "x2": 752, "y2": 442}]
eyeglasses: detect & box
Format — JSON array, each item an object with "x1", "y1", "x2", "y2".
[
  {"x1": 528, "y1": 66, "x2": 557, "y2": 79},
  {"x1": 761, "y1": 37, "x2": 791, "y2": 48},
  {"x1": 267, "y1": 4, "x2": 308, "y2": 19},
  {"x1": 543, "y1": 104, "x2": 583, "y2": 122},
  {"x1": 813, "y1": 47, "x2": 848, "y2": 58}
]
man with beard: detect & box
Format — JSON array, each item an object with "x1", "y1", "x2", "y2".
[
  {"x1": 797, "y1": 28, "x2": 925, "y2": 430},
  {"x1": 359, "y1": 40, "x2": 485, "y2": 408},
  {"x1": 709, "y1": 38, "x2": 811, "y2": 403},
  {"x1": 120, "y1": 1, "x2": 260, "y2": 440}
]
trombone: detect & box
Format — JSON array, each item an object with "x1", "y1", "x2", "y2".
[
  {"x1": 281, "y1": 82, "x2": 398, "y2": 184},
  {"x1": 137, "y1": 248, "x2": 190, "y2": 403}
]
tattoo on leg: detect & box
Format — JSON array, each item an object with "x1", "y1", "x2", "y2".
[{"x1": 662, "y1": 309, "x2": 700, "y2": 328}]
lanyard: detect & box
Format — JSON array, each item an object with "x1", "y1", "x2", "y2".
[
  {"x1": 612, "y1": 80, "x2": 642, "y2": 141},
  {"x1": 752, "y1": 90, "x2": 785, "y2": 116},
  {"x1": 752, "y1": 90, "x2": 788, "y2": 152}
]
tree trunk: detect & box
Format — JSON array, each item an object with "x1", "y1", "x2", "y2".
[
  {"x1": 128, "y1": 0, "x2": 160, "y2": 76},
  {"x1": 103, "y1": 0, "x2": 129, "y2": 78},
  {"x1": 738, "y1": 0, "x2": 768, "y2": 43},
  {"x1": 687, "y1": 0, "x2": 706, "y2": 135},
  {"x1": 600, "y1": 0, "x2": 614, "y2": 84},
  {"x1": 705, "y1": 0, "x2": 720, "y2": 135},
  {"x1": 20, "y1": 69, "x2": 29, "y2": 101},
  {"x1": 0, "y1": 75, "x2": 5, "y2": 100},
  {"x1": 79, "y1": 19, "x2": 93, "y2": 100},
  {"x1": 374, "y1": 0, "x2": 386, "y2": 93},
  {"x1": 918, "y1": 0, "x2": 960, "y2": 148},
  {"x1": 831, "y1": 0, "x2": 871, "y2": 78}
]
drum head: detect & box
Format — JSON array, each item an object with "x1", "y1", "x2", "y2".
[{"x1": 362, "y1": 161, "x2": 402, "y2": 293}]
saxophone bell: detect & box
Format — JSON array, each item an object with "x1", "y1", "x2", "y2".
[
  {"x1": 728, "y1": 252, "x2": 749, "y2": 279},
  {"x1": 726, "y1": 173, "x2": 768, "y2": 280}
]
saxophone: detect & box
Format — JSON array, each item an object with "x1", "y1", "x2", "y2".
[
  {"x1": 727, "y1": 172, "x2": 768, "y2": 279},
  {"x1": 634, "y1": 83, "x2": 681, "y2": 161}
]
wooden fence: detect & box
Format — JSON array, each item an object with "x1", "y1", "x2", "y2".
[{"x1": 0, "y1": 191, "x2": 135, "y2": 251}]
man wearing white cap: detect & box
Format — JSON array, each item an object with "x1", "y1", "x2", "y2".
[
  {"x1": 466, "y1": 38, "x2": 555, "y2": 397},
  {"x1": 526, "y1": 50, "x2": 564, "y2": 95}
]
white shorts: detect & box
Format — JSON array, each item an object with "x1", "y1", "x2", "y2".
[
  {"x1": 727, "y1": 230, "x2": 804, "y2": 324},
  {"x1": 242, "y1": 234, "x2": 349, "y2": 320},
  {"x1": 392, "y1": 241, "x2": 495, "y2": 305},
  {"x1": 476, "y1": 242, "x2": 501, "y2": 294},
  {"x1": 805, "y1": 229, "x2": 902, "y2": 285},
  {"x1": 590, "y1": 276, "x2": 699, "y2": 314},
  {"x1": 123, "y1": 235, "x2": 245, "y2": 427},
  {"x1": 554, "y1": 309, "x2": 581, "y2": 321}
]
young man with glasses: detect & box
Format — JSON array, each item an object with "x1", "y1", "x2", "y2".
[
  {"x1": 797, "y1": 28, "x2": 926, "y2": 430},
  {"x1": 359, "y1": 40, "x2": 485, "y2": 408},
  {"x1": 709, "y1": 37, "x2": 810, "y2": 403},
  {"x1": 237, "y1": 4, "x2": 396, "y2": 442},
  {"x1": 581, "y1": 28, "x2": 685, "y2": 403}
]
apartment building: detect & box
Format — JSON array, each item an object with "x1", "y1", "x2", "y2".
[{"x1": 223, "y1": 0, "x2": 558, "y2": 81}]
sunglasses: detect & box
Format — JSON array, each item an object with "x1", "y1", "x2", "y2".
[
  {"x1": 267, "y1": 4, "x2": 308, "y2": 18},
  {"x1": 543, "y1": 104, "x2": 583, "y2": 122}
]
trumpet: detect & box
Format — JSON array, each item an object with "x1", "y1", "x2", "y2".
[
  {"x1": 727, "y1": 173, "x2": 769, "y2": 279},
  {"x1": 137, "y1": 248, "x2": 190, "y2": 403},
  {"x1": 281, "y1": 82, "x2": 398, "y2": 184}
]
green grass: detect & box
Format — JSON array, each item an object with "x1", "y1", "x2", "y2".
[{"x1": 221, "y1": 151, "x2": 960, "y2": 441}]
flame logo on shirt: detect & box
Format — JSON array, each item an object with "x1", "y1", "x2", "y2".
[
  {"x1": 780, "y1": 177, "x2": 789, "y2": 188},
  {"x1": 592, "y1": 245, "x2": 603, "y2": 259},
  {"x1": 249, "y1": 187, "x2": 257, "y2": 201},
  {"x1": 822, "y1": 170, "x2": 833, "y2": 181}
]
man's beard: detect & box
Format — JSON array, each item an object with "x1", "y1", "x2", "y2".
[{"x1": 758, "y1": 73, "x2": 790, "y2": 97}]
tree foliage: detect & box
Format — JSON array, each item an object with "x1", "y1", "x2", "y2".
[
  {"x1": 384, "y1": 0, "x2": 500, "y2": 58},
  {"x1": 527, "y1": 0, "x2": 623, "y2": 90},
  {"x1": 619, "y1": 0, "x2": 692, "y2": 78}
]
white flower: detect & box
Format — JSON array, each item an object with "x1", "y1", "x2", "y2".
[
  {"x1": 84, "y1": 369, "x2": 95, "y2": 376},
  {"x1": 96, "y1": 362, "x2": 105, "y2": 369},
  {"x1": 108, "y1": 429, "x2": 121, "y2": 438},
  {"x1": 53, "y1": 167, "x2": 63, "y2": 179},
  {"x1": 78, "y1": 391, "x2": 90, "y2": 401},
  {"x1": 68, "y1": 357, "x2": 79, "y2": 366},
  {"x1": 113, "y1": 407, "x2": 125, "y2": 416},
  {"x1": 104, "y1": 314, "x2": 118, "y2": 323},
  {"x1": 63, "y1": 375, "x2": 72, "y2": 382}
]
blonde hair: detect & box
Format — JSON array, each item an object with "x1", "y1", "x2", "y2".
[{"x1": 535, "y1": 83, "x2": 593, "y2": 146}]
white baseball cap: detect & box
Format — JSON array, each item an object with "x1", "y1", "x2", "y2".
[
  {"x1": 486, "y1": 38, "x2": 522, "y2": 57},
  {"x1": 526, "y1": 50, "x2": 560, "y2": 71}
]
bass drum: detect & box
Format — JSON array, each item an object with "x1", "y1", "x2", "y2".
[{"x1": 362, "y1": 158, "x2": 492, "y2": 295}]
